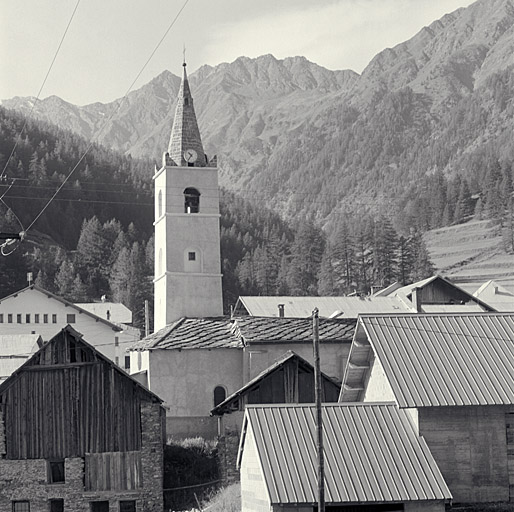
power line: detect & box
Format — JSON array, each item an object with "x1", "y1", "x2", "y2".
[
  {"x1": 0, "y1": 0, "x2": 82, "y2": 180},
  {"x1": 22, "y1": 0, "x2": 192, "y2": 235}
]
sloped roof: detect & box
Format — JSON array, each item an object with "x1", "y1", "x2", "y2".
[
  {"x1": 0, "y1": 285, "x2": 122, "y2": 331},
  {"x1": 75, "y1": 302, "x2": 133, "y2": 324},
  {"x1": 239, "y1": 403, "x2": 452, "y2": 504},
  {"x1": 357, "y1": 313, "x2": 514, "y2": 407},
  {"x1": 211, "y1": 351, "x2": 341, "y2": 416},
  {"x1": 131, "y1": 317, "x2": 242, "y2": 350},
  {"x1": 0, "y1": 325, "x2": 162, "y2": 403},
  {"x1": 0, "y1": 334, "x2": 42, "y2": 381},
  {"x1": 473, "y1": 280, "x2": 514, "y2": 312},
  {"x1": 236, "y1": 295, "x2": 412, "y2": 318},
  {"x1": 130, "y1": 316, "x2": 356, "y2": 351},
  {"x1": 234, "y1": 316, "x2": 356, "y2": 344}
]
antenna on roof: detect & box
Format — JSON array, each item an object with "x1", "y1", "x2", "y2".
[{"x1": 183, "y1": 43, "x2": 186, "y2": 67}]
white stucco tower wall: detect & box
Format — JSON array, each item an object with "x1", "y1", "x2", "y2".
[{"x1": 153, "y1": 62, "x2": 223, "y2": 331}]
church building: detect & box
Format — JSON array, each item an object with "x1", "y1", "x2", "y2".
[{"x1": 153, "y1": 60, "x2": 222, "y2": 330}]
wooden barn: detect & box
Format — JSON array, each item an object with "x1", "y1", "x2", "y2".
[
  {"x1": 0, "y1": 325, "x2": 165, "y2": 512},
  {"x1": 238, "y1": 403, "x2": 452, "y2": 512},
  {"x1": 341, "y1": 312, "x2": 514, "y2": 503}
]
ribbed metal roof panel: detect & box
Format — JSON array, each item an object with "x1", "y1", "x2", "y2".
[
  {"x1": 244, "y1": 403, "x2": 451, "y2": 504},
  {"x1": 238, "y1": 296, "x2": 412, "y2": 318},
  {"x1": 360, "y1": 313, "x2": 514, "y2": 407}
]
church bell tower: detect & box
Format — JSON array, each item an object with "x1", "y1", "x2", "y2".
[{"x1": 153, "y1": 61, "x2": 223, "y2": 330}]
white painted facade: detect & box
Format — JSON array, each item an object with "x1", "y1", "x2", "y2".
[{"x1": 0, "y1": 287, "x2": 139, "y2": 368}]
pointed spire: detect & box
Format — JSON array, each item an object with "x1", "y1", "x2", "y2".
[{"x1": 167, "y1": 61, "x2": 207, "y2": 167}]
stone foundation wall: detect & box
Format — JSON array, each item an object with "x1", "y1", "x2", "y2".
[
  {"x1": 218, "y1": 427, "x2": 242, "y2": 485},
  {"x1": 0, "y1": 401, "x2": 165, "y2": 512}
]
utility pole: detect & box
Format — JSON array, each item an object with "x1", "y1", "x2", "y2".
[
  {"x1": 312, "y1": 308, "x2": 325, "y2": 512},
  {"x1": 144, "y1": 300, "x2": 150, "y2": 337}
]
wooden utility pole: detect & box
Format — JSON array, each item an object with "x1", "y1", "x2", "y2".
[
  {"x1": 312, "y1": 308, "x2": 325, "y2": 512},
  {"x1": 144, "y1": 300, "x2": 150, "y2": 337}
]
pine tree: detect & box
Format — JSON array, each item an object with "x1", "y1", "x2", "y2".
[
  {"x1": 318, "y1": 246, "x2": 336, "y2": 296},
  {"x1": 331, "y1": 221, "x2": 354, "y2": 294},
  {"x1": 372, "y1": 218, "x2": 398, "y2": 288},
  {"x1": 409, "y1": 230, "x2": 435, "y2": 281}
]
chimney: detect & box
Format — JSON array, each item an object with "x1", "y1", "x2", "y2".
[
  {"x1": 106, "y1": 310, "x2": 111, "y2": 321},
  {"x1": 278, "y1": 304, "x2": 285, "y2": 318},
  {"x1": 412, "y1": 287, "x2": 422, "y2": 313}
]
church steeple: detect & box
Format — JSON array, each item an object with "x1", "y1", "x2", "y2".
[{"x1": 167, "y1": 61, "x2": 207, "y2": 167}]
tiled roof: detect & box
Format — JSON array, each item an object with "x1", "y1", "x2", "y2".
[
  {"x1": 358, "y1": 313, "x2": 514, "y2": 407},
  {"x1": 236, "y1": 295, "x2": 412, "y2": 318},
  {"x1": 131, "y1": 317, "x2": 242, "y2": 350},
  {"x1": 234, "y1": 316, "x2": 356, "y2": 343},
  {"x1": 240, "y1": 403, "x2": 452, "y2": 504}
]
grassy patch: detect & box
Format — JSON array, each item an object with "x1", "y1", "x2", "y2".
[{"x1": 203, "y1": 484, "x2": 240, "y2": 512}]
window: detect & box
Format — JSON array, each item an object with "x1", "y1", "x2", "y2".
[
  {"x1": 52, "y1": 314, "x2": 57, "y2": 324},
  {"x1": 214, "y1": 386, "x2": 226, "y2": 407},
  {"x1": 0, "y1": 314, "x2": 3, "y2": 323},
  {"x1": 66, "y1": 314, "x2": 75, "y2": 324},
  {"x1": 26, "y1": 314, "x2": 30, "y2": 323},
  {"x1": 184, "y1": 187, "x2": 200, "y2": 213},
  {"x1": 8, "y1": 314, "x2": 13, "y2": 323},
  {"x1": 119, "y1": 501, "x2": 136, "y2": 512},
  {"x1": 12, "y1": 502, "x2": 30, "y2": 512},
  {"x1": 48, "y1": 460, "x2": 65, "y2": 483},
  {"x1": 35, "y1": 314, "x2": 39, "y2": 323},
  {"x1": 124, "y1": 356, "x2": 130, "y2": 371},
  {"x1": 114, "y1": 336, "x2": 119, "y2": 347},
  {"x1": 90, "y1": 502, "x2": 109, "y2": 512},
  {"x1": 17, "y1": 314, "x2": 22, "y2": 324},
  {"x1": 49, "y1": 499, "x2": 64, "y2": 512},
  {"x1": 188, "y1": 251, "x2": 196, "y2": 261},
  {"x1": 43, "y1": 314, "x2": 48, "y2": 324}
]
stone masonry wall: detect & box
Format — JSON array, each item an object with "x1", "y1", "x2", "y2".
[
  {"x1": 0, "y1": 401, "x2": 165, "y2": 512},
  {"x1": 218, "y1": 426, "x2": 242, "y2": 485}
]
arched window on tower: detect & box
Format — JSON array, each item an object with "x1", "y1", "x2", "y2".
[
  {"x1": 184, "y1": 187, "x2": 200, "y2": 213},
  {"x1": 213, "y1": 386, "x2": 226, "y2": 407}
]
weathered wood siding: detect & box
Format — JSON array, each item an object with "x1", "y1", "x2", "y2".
[
  {"x1": 419, "y1": 405, "x2": 514, "y2": 503},
  {"x1": 507, "y1": 412, "x2": 514, "y2": 501},
  {"x1": 418, "y1": 280, "x2": 473, "y2": 305},
  {"x1": 85, "y1": 451, "x2": 143, "y2": 491}
]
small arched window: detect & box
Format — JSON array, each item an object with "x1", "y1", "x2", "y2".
[
  {"x1": 214, "y1": 386, "x2": 226, "y2": 407},
  {"x1": 184, "y1": 187, "x2": 200, "y2": 213},
  {"x1": 157, "y1": 190, "x2": 163, "y2": 218}
]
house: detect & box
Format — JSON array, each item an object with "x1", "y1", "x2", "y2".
[
  {"x1": 233, "y1": 295, "x2": 413, "y2": 318},
  {"x1": 0, "y1": 334, "x2": 42, "y2": 382},
  {"x1": 238, "y1": 403, "x2": 452, "y2": 512},
  {"x1": 375, "y1": 274, "x2": 495, "y2": 313},
  {"x1": 211, "y1": 350, "x2": 341, "y2": 484},
  {"x1": 0, "y1": 285, "x2": 140, "y2": 370},
  {"x1": 0, "y1": 325, "x2": 165, "y2": 512},
  {"x1": 341, "y1": 312, "x2": 514, "y2": 503},
  {"x1": 473, "y1": 279, "x2": 514, "y2": 312},
  {"x1": 129, "y1": 316, "x2": 355, "y2": 439}
]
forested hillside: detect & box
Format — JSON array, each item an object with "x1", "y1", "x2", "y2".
[{"x1": 0, "y1": 108, "x2": 437, "y2": 324}]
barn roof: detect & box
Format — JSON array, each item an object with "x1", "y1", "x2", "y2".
[
  {"x1": 129, "y1": 316, "x2": 356, "y2": 351},
  {"x1": 0, "y1": 285, "x2": 123, "y2": 331},
  {"x1": 0, "y1": 325, "x2": 162, "y2": 403},
  {"x1": 344, "y1": 313, "x2": 514, "y2": 407},
  {"x1": 473, "y1": 280, "x2": 514, "y2": 312},
  {"x1": 239, "y1": 403, "x2": 452, "y2": 504},
  {"x1": 210, "y1": 350, "x2": 341, "y2": 416},
  {"x1": 235, "y1": 295, "x2": 412, "y2": 318}
]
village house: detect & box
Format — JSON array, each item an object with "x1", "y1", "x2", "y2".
[
  {"x1": 238, "y1": 403, "x2": 452, "y2": 512},
  {"x1": 0, "y1": 285, "x2": 140, "y2": 371},
  {"x1": 473, "y1": 279, "x2": 514, "y2": 312},
  {"x1": 0, "y1": 325, "x2": 165, "y2": 512},
  {"x1": 129, "y1": 315, "x2": 355, "y2": 440},
  {"x1": 340, "y1": 312, "x2": 514, "y2": 503}
]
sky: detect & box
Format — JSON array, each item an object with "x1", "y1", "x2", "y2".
[{"x1": 1, "y1": 0, "x2": 476, "y2": 106}]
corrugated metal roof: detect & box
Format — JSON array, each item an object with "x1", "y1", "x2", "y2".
[
  {"x1": 421, "y1": 304, "x2": 485, "y2": 313},
  {"x1": 130, "y1": 316, "x2": 356, "y2": 351},
  {"x1": 234, "y1": 316, "x2": 356, "y2": 344},
  {"x1": 360, "y1": 313, "x2": 514, "y2": 407},
  {"x1": 236, "y1": 296, "x2": 413, "y2": 318},
  {"x1": 241, "y1": 403, "x2": 451, "y2": 504}
]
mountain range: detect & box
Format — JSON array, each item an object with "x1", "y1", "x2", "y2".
[{"x1": 3, "y1": 0, "x2": 514, "y2": 228}]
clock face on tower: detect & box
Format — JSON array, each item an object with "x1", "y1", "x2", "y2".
[{"x1": 184, "y1": 149, "x2": 198, "y2": 163}]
